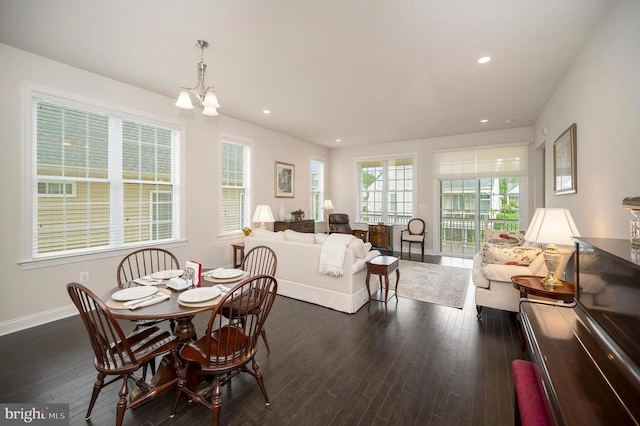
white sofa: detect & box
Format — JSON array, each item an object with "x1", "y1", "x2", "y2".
[
  {"x1": 244, "y1": 229, "x2": 381, "y2": 313},
  {"x1": 472, "y1": 230, "x2": 573, "y2": 319}
]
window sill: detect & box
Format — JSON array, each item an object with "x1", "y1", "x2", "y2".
[{"x1": 20, "y1": 240, "x2": 187, "y2": 270}]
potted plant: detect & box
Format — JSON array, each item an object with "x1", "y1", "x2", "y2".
[
  {"x1": 291, "y1": 209, "x2": 305, "y2": 221},
  {"x1": 242, "y1": 226, "x2": 252, "y2": 236}
]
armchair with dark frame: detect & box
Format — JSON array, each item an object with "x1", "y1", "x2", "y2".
[
  {"x1": 400, "y1": 218, "x2": 426, "y2": 260},
  {"x1": 328, "y1": 213, "x2": 369, "y2": 242}
]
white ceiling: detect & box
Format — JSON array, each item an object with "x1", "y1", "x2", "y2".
[{"x1": 0, "y1": 0, "x2": 614, "y2": 147}]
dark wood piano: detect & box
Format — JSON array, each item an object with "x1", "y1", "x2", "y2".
[{"x1": 519, "y1": 237, "x2": 640, "y2": 425}]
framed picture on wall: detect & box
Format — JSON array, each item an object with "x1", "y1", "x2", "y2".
[
  {"x1": 275, "y1": 161, "x2": 294, "y2": 198},
  {"x1": 554, "y1": 123, "x2": 577, "y2": 195}
]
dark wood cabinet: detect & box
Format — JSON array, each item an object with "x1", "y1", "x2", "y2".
[
  {"x1": 273, "y1": 219, "x2": 315, "y2": 233},
  {"x1": 368, "y1": 224, "x2": 393, "y2": 253}
]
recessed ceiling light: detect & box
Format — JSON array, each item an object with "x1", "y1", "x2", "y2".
[
  {"x1": 262, "y1": 109, "x2": 271, "y2": 114},
  {"x1": 505, "y1": 119, "x2": 514, "y2": 124},
  {"x1": 480, "y1": 119, "x2": 488, "y2": 123},
  {"x1": 335, "y1": 139, "x2": 341, "y2": 142},
  {"x1": 477, "y1": 56, "x2": 491, "y2": 64}
]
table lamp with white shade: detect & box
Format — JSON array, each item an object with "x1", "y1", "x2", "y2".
[
  {"x1": 252, "y1": 205, "x2": 275, "y2": 230},
  {"x1": 321, "y1": 199, "x2": 335, "y2": 234},
  {"x1": 524, "y1": 208, "x2": 580, "y2": 287}
]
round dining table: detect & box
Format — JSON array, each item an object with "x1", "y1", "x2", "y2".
[
  {"x1": 103, "y1": 282, "x2": 220, "y2": 342},
  {"x1": 101, "y1": 272, "x2": 247, "y2": 403}
]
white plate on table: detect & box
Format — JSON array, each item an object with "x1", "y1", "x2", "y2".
[
  {"x1": 150, "y1": 269, "x2": 184, "y2": 280},
  {"x1": 207, "y1": 269, "x2": 244, "y2": 279},
  {"x1": 178, "y1": 287, "x2": 221, "y2": 303},
  {"x1": 111, "y1": 286, "x2": 158, "y2": 302}
]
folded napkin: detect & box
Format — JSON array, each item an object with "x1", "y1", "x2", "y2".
[
  {"x1": 133, "y1": 276, "x2": 163, "y2": 286},
  {"x1": 123, "y1": 293, "x2": 170, "y2": 310}
]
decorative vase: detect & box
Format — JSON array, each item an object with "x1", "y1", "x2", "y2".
[{"x1": 278, "y1": 203, "x2": 287, "y2": 221}]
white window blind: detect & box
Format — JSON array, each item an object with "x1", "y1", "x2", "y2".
[
  {"x1": 30, "y1": 93, "x2": 182, "y2": 259},
  {"x1": 221, "y1": 139, "x2": 251, "y2": 234},
  {"x1": 433, "y1": 145, "x2": 529, "y2": 178}
]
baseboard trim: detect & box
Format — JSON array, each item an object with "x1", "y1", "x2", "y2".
[{"x1": 0, "y1": 305, "x2": 77, "y2": 336}]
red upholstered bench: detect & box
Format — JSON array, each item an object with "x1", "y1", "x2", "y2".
[{"x1": 512, "y1": 360, "x2": 552, "y2": 426}]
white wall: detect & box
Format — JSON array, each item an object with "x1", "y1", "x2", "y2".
[
  {"x1": 0, "y1": 43, "x2": 327, "y2": 333},
  {"x1": 534, "y1": 0, "x2": 640, "y2": 239},
  {"x1": 328, "y1": 127, "x2": 536, "y2": 253}
]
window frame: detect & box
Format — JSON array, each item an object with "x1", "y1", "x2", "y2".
[
  {"x1": 310, "y1": 158, "x2": 325, "y2": 221},
  {"x1": 355, "y1": 153, "x2": 417, "y2": 225},
  {"x1": 22, "y1": 84, "x2": 185, "y2": 266}
]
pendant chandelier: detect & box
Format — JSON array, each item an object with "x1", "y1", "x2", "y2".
[{"x1": 175, "y1": 40, "x2": 221, "y2": 116}]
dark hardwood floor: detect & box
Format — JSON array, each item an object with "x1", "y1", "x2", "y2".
[{"x1": 0, "y1": 256, "x2": 522, "y2": 425}]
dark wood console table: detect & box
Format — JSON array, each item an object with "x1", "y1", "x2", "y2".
[{"x1": 273, "y1": 219, "x2": 314, "y2": 233}]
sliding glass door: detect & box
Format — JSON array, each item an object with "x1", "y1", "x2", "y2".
[{"x1": 440, "y1": 177, "x2": 521, "y2": 255}]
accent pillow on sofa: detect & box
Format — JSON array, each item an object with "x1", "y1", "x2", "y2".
[
  {"x1": 315, "y1": 233, "x2": 328, "y2": 245},
  {"x1": 347, "y1": 237, "x2": 367, "y2": 259},
  {"x1": 284, "y1": 229, "x2": 316, "y2": 244},
  {"x1": 252, "y1": 228, "x2": 286, "y2": 240},
  {"x1": 481, "y1": 243, "x2": 542, "y2": 266},
  {"x1": 483, "y1": 228, "x2": 525, "y2": 247}
]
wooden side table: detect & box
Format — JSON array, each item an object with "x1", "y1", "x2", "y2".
[
  {"x1": 231, "y1": 242, "x2": 244, "y2": 268},
  {"x1": 512, "y1": 275, "x2": 575, "y2": 351},
  {"x1": 511, "y1": 275, "x2": 575, "y2": 303},
  {"x1": 366, "y1": 255, "x2": 400, "y2": 312}
]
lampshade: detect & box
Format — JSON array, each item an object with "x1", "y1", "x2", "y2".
[
  {"x1": 321, "y1": 199, "x2": 335, "y2": 210},
  {"x1": 524, "y1": 208, "x2": 580, "y2": 246},
  {"x1": 252, "y1": 205, "x2": 275, "y2": 229},
  {"x1": 202, "y1": 91, "x2": 220, "y2": 108},
  {"x1": 202, "y1": 106, "x2": 219, "y2": 116},
  {"x1": 174, "y1": 91, "x2": 194, "y2": 109}
]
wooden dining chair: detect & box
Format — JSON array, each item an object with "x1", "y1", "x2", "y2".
[
  {"x1": 116, "y1": 247, "x2": 180, "y2": 289},
  {"x1": 170, "y1": 274, "x2": 278, "y2": 425},
  {"x1": 232, "y1": 245, "x2": 276, "y2": 351},
  {"x1": 116, "y1": 247, "x2": 180, "y2": 377},
  {"x1": 67, "y1": 282, "x2": 179, "y2": 426}
]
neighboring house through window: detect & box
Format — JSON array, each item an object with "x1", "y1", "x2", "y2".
[
  {"x1": 221, "y1": 138, "x2": 251, "y2": 234},
  {"x1": 27, "y1": 88, "x2": 183, "y2": 260},
  {"x1": 310, "y1": 158, "x2": 324, "y2": 221}
]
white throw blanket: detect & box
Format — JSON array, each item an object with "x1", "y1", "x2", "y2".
[{"x1": 319, "y1": 233, "x2": 355, "y2": 277}]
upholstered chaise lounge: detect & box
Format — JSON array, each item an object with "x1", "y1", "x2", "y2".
[{"x1": 472, "y1": 229, "x2": 573, "y2": 319}]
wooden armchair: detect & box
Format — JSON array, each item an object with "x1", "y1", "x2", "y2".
[
  {"x1": 170, "y1": 274, "x2": 278, "y2": 425},
  {"x1": 225, "y1": 245, "x2": 277, "y2": 351},
  {"x1": 67, "y1": 282, "x2": 179, "y2": 426}
]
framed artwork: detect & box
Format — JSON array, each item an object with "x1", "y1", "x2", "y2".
[
  {"x1": 275, "y1": 161, "x2": 294, "y2": 198},
  {"x1": 553, "y1": 123, "x2": 577, "y2": 195}
]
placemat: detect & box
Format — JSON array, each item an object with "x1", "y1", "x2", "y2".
[
  {"x1": 106, "y1": 288, "x2": 172, "y2": 310},
  {"x1": 177, "y1": 294, "x2": 224, "y2": 308},
  {"x1": 202, "y1": 271, "x2": 248, "y2": 283}
]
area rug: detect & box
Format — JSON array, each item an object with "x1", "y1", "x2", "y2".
[{"x1": 395, "y1": 260, "x2": 471, "y2": 309}]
